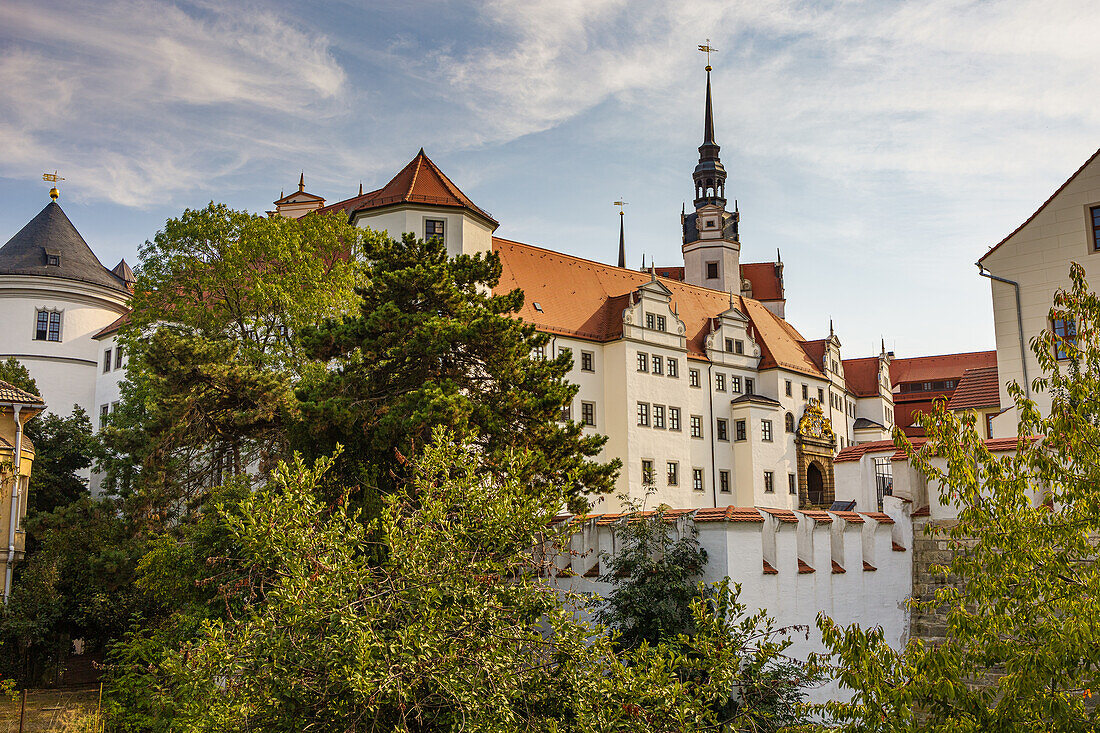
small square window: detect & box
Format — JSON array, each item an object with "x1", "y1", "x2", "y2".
[
  {"x1": 690, "y1": 415, "x2": 702, "y2": 438},
  {"x1": 716, "y1": 418, "x2": 729, "y2": 441},
  {"x1": 735, "y1": 419, "x2": 747, "y2": 442},
  {"x1": 689, "y1": 368, "x2": 700, "y2": 388},
  {"x1": 637, "y1": 402, "x2": 650, "y2": 426},
  {"x1": 719, "y1": 470, "x2": 730, "y2": 493},
  {"x1": 425, "y1": 219, "x2": 445, "y2": 241},
  {"x1": 692, "y1": 468, "x2": 704, "y2": 491},
  {"x1": 706, "y1": 262, "x2": 719, "y2": 279},
  {"x1": 667, "y1": 462, "x2": 678, "y2": 486},
  {"x1": 46, "y1": 254, "x2": 60, "y2": 267},
  {"x1": 667, "y1": 358, "x2": 678, "y2": 378},
  {"x1": 764, "y1": 471, "x2": 774, "y2": 493},
  {"x1": 581, "y1": 401, "x2": 595, "y2": 426},
  {"x1": 580, "y1": 351, "x2": 594, "y2": 372}
]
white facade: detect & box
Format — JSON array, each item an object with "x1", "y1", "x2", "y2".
[{"x1": 980, "y1": 148, "x2": 1100, "y2": 431}]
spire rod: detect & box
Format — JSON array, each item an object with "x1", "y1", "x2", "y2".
[
  {"x1": 359, "y1": 181, "x2": 364, "y2": 196},
  {"x1": 298, "y1": 172, "x2": 305, "y2": 192},
  {"x1": 614, "y1": 200, "x2": 628, "y2": 268}
]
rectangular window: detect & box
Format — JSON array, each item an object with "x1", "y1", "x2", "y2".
[
  {"x1": 788, "y1": 473, "x2": 797, "y2": 495},
  {"x1": 689, "y1": 368, "x2": 700, "y2": 388},
  {"x1": 656, "y1": 315, "x2": 666, "y2": 332},
  {"x1": 818, "y1": 387, "x2": 825, "y2": 403},
  {"x1": 115, "y1": 346, "x2": 123, "y2": 370},
  {"x1": 667, "y1": 461, "x2": 678, "y2": 486},
  {"x1": 645, "y1": 313, "x2": 655, "y2": 329},
  {"x1": 735, "y1": 419, "x2": 747, "y2": 442},
  {"x1": 581, "y1": 401, "x2": 595, "y2": 426},
  {"x1": 735, "y1": 340, "x2": 744, "y2": 355},
  {"x1": 581, "y1": 351, "x2": 594, "y2": 372},
  {"x1": 715, "y1": 373, "x2": 726, "y2": 391},
  {"x1": 99, "y1": 404, "x2": 109, "y2": 430},
  {"x1": 425, "y1": 219, "x2": 445, "y2": 242},
  {"x1": 731, "y1": 376, "x2": 742, "y2": 393},
  {"x1": 985, "y1": 412, "x2": 994, "y2": 439},
  {"x1": 785, "y1": 380, "x2": 792, "y2": 397},
  {"x1": 1092, "y1": 205, "x2": 1100, "y2": 250},
  {"x1": 667, "y1": 358, "x2": 678, "y2": 378},
  {"x1": 36, "y1": 310, "x2": 49, "y2": 340},
  {"x1": 706, "y1": 261, "x2": 719, "y2": 279},
  {"x1": 761, "y1": 419, "x2": 773, "y2": 442},
  {"x1": 719, "y1": 470, "x2": 730, "y2": 493},
  {"x1": 725, "y1": 337, "x2": 734, "y2": 353},
  {"x1": 874, "y1": 457, "x2": 893, "y2": 511},
  {"x1": 637, "y1": 352, "x2": 648, "y2": 372},
  {"x1": 531, "y1": 345, "x2": 545, "y2": 360},
  {"x1": 764, "y1": 471, "x2": 774, "y2": 493},
  {"x1": 802, "y1": 384, "x2": 808, "y2": 400},
  {"x1": 745, "y1": 378, "x2": 754, "y2": 395},
  {"x1": 1053, "y1": 317, "x2": 1077, "y2": 360},
  {"x1": 690, "y1": 415, "x2": 702, "y2": 438},
  {"x1": 35, "y1": 310, "x2": 61, "y2": 342},
  {"x1": 653, "y1": 404, "x2": 665, "y2": 429},
  {"x1": 637, "y1": 402, "x2": 650, "y2": 427},
  {"x1": 692, "y1": 468, "x2": 704, "y2": 491},
  {"x1": 642, "y1": 459, "x2": 654, "y2": 485},
  {"x1": 716, "y1": 418, "x2": 729, "y2": 441},
  {"x1": 652, "y1": 355, "x2": 663, "y2": 375},
  {"x1": 103, "y1": 349, "x2": 113, "y2": 373},
  {"x1": 560, "y1": 403, "x2": 571, "y2": 422},
  {"x1": 669, "y1": 407, "x2": 681, "y2": 431}
]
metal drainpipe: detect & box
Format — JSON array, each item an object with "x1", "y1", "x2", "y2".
[
  {"x1": 4, "y1": 404, "x2": 23, "y2": 604},
  {"x1": 976, "y1": 263, "x2": 1030, "y2": 399},
  {"x1": 707, "y1": 360, "x2": 718, "y2": 508}
]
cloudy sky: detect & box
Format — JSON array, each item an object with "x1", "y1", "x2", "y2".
[{"x1": 1, "y1": 0, "x2": 1097, "y2": 357}]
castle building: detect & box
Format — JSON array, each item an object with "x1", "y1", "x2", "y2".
[
  {"x1": 978, "y1": 147, "x2": 1100, "y2": 434},
  {"x1": 298, "y1": 66, "x2": 897, "y2": 513}
]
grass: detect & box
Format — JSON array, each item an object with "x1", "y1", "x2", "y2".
[{"x1": 0, "y1": 687, "x2": 102, "y2": 733}]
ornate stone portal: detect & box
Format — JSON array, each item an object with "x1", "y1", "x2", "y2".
[{"x1": 795, "y1": 402, "x2": 836, "y2": 508}]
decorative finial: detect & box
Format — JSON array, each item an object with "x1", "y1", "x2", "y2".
[
  {"x1": 698, "y1": 39, "x2": 717, "y2": 71},
  {"x1": 614, "y1": 200, "x2": 628, "y2": 269},
  {"x1": 358, "y1": 181, "x2": 364, "y2": 196},
  {"x1": 43, "y1": 171, "x2": 64, "y2": 200},
  {"x1": 298, "y1": 172, "x2": 305, "y2": 192},
  {"x1": 829, "y1": 318, "x2": 835, "y2": 337},
  {"x1": 776, "y1": 247, "x2": 781, "y2": 263},
  {"x1": 881, "y1": 337, "x2": 886, "y2": 355}
]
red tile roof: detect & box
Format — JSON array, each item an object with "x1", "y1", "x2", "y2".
[
  {"x1": 861, "y1": 511, "x2": 895, "y2": 525},
  {"x1": 654, "y1": 266, "x2": 684, "y2": 280},
  {"x1": 758, "y1": 507, "x2": 799, "y2": 523},
  {"x1": 797, "y1": 559, "x2": 815, "y2": 574},
  {"x1": 946, "y1": 366, "x2": 1001, "y2": 411},
  {"x1": 979, "y1": 147, "x2": 1100, "y2": 264},
  {"x1": 834, "y1": 440, "x2": 897, "y2": 463},
  {"x1": 911, "y1": 506, "x2": 931, "y2": 517},
  {"x1": 0, "y1": 380, "x2": 44, "y2": 405},
  {"x1": 799, "y1": 509, "x2": 833, "y2": 523},
  {"x1": 799, "y1": 339, "x2": 827, "y2": 371},
  {"x1": 494, "y1": 238, "x2": 826, "y2": 376},
  {"x1": 830, "y1": 511, "x2": 865, "y2": 524},
  {"x1": 831, "y1": 560, "x2": 846, "y2": 574},
  {"x1": 317, "y1": 149, "x2": 497, "y2": 225},
  {"x1": 842, "y1": 356, "x2": 884, "y2": 397},
  {"x1": 93, "y1": 311, "x2": 131, "y2": 339},
  {"x1": 740, "y1": 262, "x2": 784, "y2": 301},
  {"x1": 890, "y1": 350, "x2": 997, "y2": 386}
]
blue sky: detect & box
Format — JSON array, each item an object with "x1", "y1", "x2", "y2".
[{"x1": 2, "y1": 0, "x2": 1098, "y2": 358}]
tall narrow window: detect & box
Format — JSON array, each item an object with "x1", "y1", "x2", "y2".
[
  {"x1": 690, "y1": 415, "x2": 702, "y2": 438},
  {"x1": 735, "y1": 340, "x2": 744, "y2": 355},
  {"x1": 667, "y1": 358, "x2": 678, "y2": 378},
  {"x1": 1091, "y1": 205, "x2": 1100, "y2": 250},
  {"x1": 706, "y1": 262, "x2": 719, "y2": 279},
  {"x1": 35, "y1": 310, "x2": 62, "y2": 342},
  {"x1": 785, "y1": 412, "x2": 795, "y2": 433},
  {"x1": 874, "y1": 457, "x2": 893, "y2": 510},
  {"x1": 731, "y1": 376, "x2": 742, "y2": 393},
  {"x1": 745, "y1": 378, "x2": 755, "y2": 395},
  {"x1": 692, "y1": 468, "x2": 704, "y2": 491},
  {"x1": 788, "y1": 473, "x2": 797, "y2": 495},
  {"x1": 581, "y1": 402, "x2": 595, "y2": 426},
  {"x1": 652, "y1": 355, "x2": 663, "y2": 375},
  {"x1": 646, "y1": 313, "x2": 655, "y2": 329},
  {"x1": 764, "y1": 471, "x2": 775, "y2": 493},
  {"x1": 785, "y1": 380, "x2": 792, "y2": 397},
  {"x1": 637, "y1": 402, "x2": 650, "y2": 427},
  {"x1": 99, "y1": 404, "x2": 109, "y2": 430},
  {"x1": 560, "y1": 403, "x2": 571, "y2": 422},
  {"x1": 581, "y1": 351, "x2": 594, "y2": 372},
  {"x1": 719, "y1": 470, "x2": 730, "y2": 493},
  {"x1": 637, "y1": 352, "x2": 648, "y2": 372},
  {"x1": 655, "y1": 315, "x2": 666, "y2": 331},
  {"x1": 716, "y1": 418, "x2": 729, "y2": 441},
  {"x1": 653, "y1": 404, "x2": 665, "y2": 429},
  {"x1": 669, "y1": 407, "x2": 681, "y2": 431},
  {"x1": 689, "y1": 368, "x2": 700, "y2": 388},
  {"x1": 715, "y1": 373, "x2": 726, "y2": 391},
  {"x1": 735, "y1": 419, "x2": 747, "y2": 442},
  {"x1": 1053, "y1": 317, "x2": 1077, "y2": 360},
  {"x1": 103, "y1": 349, "x2": 113, "y2": 373},
  {"x1": 642, "y1": 459, "x2": 654, "y2": 484},
  {"x1": 666, "y1": 462, "x2": 678, "y2": 486},
  {"x1": 425, "y1": 219, "x2": 445, "y2": 242},
  {"x1": 115, "y1": 346, "x2": 124, "y2": 370},
  {"x1": 761, "y1": 419, "x2": 773, "y2": 442},
  {"x1": 802, "y1": 384, "x2": 808, "y2": 400},
  {"x1": 725, "y1": 338, "x2": 734, "y2": 353}
]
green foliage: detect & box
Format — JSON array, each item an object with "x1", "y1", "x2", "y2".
[
  {"x1": 24, "y1": 407, "x2": 102, "y2": 514},
  {"x1": 817, "y1": 262, "x2": 1100, "y2": 731},
  {"x1": 104, "y1": 433, "x2": 800, "y2": 732},
  {"x1": 0, "y1": 356, "x2": 39, "y2": 396},
  {"x1": 294, "y1": 231, "x2": 618, "y2": 513}
]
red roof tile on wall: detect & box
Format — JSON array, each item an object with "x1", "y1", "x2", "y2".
[
  {"x1": 829, "y1": 511, "x2": 865, "y2": 524},
  {"x1": 860, "y1": 512, "x2": 895, "y2": 525},
  {"x1": 758, "y1": 507, "x2": 799, "y2": 523},
  {"x1": 834, "y1": 440, "x2": 897, "y2": 463},
  {"x1": 762, "y1": 559, "x2": 779, "y2": 574},
  {"x1": 831, "y1": 560, "x2": 846, "y2": 574},
  {"x1": 799, "y1": 510, "x2": 833, "y2": 523},
  {"x1": 863, "y1": 561, "x2": 877, "y2": 571},
  {"x1": 797, "y1": 559, "x2": 815, "y2": 574}
]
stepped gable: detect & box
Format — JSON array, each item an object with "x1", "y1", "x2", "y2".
[
  {"x1": 318, "y1": 149, "x2": 497, "y2": 225},
  {"x1": 946, "y1": 365, "x2": 1000, "y2": 411},
  {"x1": 493, "y1": 237, "x2": 825, "y2": 376},
  {"x1": 0, "y1": 202, "x2": 128, "y2": 293}
]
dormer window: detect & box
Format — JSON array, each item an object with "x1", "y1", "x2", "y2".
[{"x1": 45, "y1": 249, "x2": 61, "y2": 267}]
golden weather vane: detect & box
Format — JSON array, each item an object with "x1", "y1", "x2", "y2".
[
  {"x1": 698, "y1": 39, "x2": 717, "y2": 70},
  {"x1": 614, "y1": 199, "x2": 628, "y2": 215},
  {"x1": 42, "y1": 171, "x2": 64, "y2": 200}
]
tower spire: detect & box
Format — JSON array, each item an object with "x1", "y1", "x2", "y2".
[
  {"x1": 614, "y1": 200, "x2": 628, "y2": 268},
  {"x1": 691, "y1": 43, "x2": 726, "y2": 210},
  {"x1": 703, "y1": 65, "x2": 716, "y2": 146}
]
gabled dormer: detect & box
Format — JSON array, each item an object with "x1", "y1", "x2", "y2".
[
  {"x1": 621, "y1": 275, "x2": 686, "y2": 350},
  {"x1": 704, "y1": 301, "x2": 761, "y2": 369},
  {"x1": 270, "y1": 173, "x2": 325, "y2": 219}
]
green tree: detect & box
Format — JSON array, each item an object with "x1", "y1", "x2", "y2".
[
  {"x1": 104, "y1": 433, "x2": 802, "y2": 732},
  {"x1": 817, "y1": 262, "x2": 1100, "y2": 731},
  {"x1": 102, "y1": 204, "x2": 375, "y2": 513},
  {"x1": 0, "y1": 356, "x2": 38, "y2": 396},
  {"x1": 294, "y1": 232, "x2": 618, "y2": 514}
]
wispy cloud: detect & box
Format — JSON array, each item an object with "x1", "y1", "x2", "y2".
[{"x1": 0, "y1": 0, "x2": 346, "y2": 206}]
